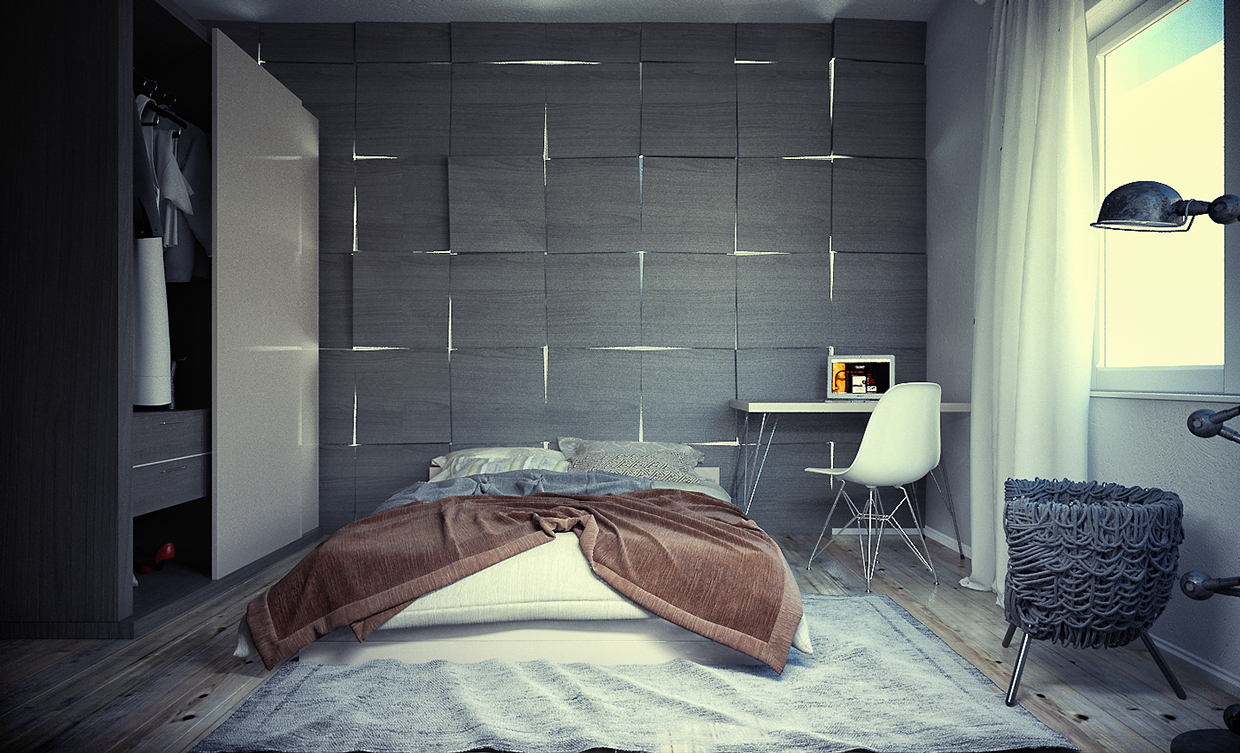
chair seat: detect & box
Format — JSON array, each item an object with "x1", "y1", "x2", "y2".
[{"x1": 805, "y1": 466, "x2": 844, "y2": 476}]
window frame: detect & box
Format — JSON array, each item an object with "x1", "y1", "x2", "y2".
[{"x1": 1087, "y1": 0, "x2": 1239, "y2": 397}]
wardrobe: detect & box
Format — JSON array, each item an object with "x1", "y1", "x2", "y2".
[{"x1": 0, "y1": 0, "x2": 319, "y2": 638}]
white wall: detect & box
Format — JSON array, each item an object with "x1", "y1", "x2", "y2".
[
  {"x1": 924, "y1": 0, "x2": 991, "y2": 553},
  {"x1": 1089, "y1": 396, "x2": 1240, "y2": 694},
  {"x1": 925, "y1": 0, "x2": 1240, "y2": 695}
]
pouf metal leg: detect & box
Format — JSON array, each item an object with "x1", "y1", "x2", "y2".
[{"x1": 1001, "y1": 622, "x2": 1186, "y2": 707}]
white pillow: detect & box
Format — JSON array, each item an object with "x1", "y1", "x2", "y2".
[
  {"x1": 432, "y1": 446, "x2": 566, "y2": 468},
  {"x1": 435, "y1": 453, "x2": 570, "y2": 480}
]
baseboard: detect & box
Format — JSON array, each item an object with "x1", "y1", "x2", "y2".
[
  {"x1": 827, "y1": 526, "x2": 973, "y2": 561},
  {"x1": 1148, "y1": 633, "x2": 1240, "y2": 698},
  {"x1": 924, "y1": 525, "x2": 972, "y2": 560}
]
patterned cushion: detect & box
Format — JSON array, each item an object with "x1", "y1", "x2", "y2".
[
  {"x1": 556, "y1": 437, "x2": 704, "y2": 465},
  {"x1": 567, "y1": 451, "x2": 704, "y2": 484}
]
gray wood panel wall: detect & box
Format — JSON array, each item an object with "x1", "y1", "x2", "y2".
[{"x1": 212, "y1": 19, "x2": 927, "y2": 535}]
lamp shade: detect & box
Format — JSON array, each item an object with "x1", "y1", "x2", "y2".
[{"x1": 1091, "y1": 181, "x2": 1187, "y2": 230}]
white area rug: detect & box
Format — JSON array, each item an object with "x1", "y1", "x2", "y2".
[{"x1": 194, "y1": 594, "x2": 1075, "y2": 753}]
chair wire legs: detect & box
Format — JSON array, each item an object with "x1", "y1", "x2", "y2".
[
  {"x1": 1001, "y1": 623, "x2": 1187, "y2": 707},
  {"x1": 807, "y1": 483, "x2": 938, "y2": 591}
]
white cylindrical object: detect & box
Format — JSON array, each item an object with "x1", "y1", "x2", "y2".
[{"x1": 133, "y1": 236, "x2": 172, "y2": 406}]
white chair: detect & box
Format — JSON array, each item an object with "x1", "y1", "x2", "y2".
[{"x1": 804, "y1": 381, "x2": 942, "y2": 590}]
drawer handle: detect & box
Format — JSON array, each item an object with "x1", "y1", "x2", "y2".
[
  {"x1": 159, "y1": 420, "x2": 187, "y2": 426},
  {"x1": 160, "y1": 465, "x2": 188, "y2": 474}
]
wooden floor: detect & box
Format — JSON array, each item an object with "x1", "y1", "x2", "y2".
[{"x1": 1, "y1": 533, "x2": 1236, "y2": 753}]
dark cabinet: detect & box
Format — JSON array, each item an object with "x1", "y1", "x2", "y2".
[{"x1": 0, "y1": 0, "x2": 318, "y2": 638}]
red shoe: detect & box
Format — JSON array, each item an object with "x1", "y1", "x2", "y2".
[
  {"x1": 135, "y1": 542, "x2": 176, "y2": 574},
  {"x1": 154, "y1": 542, "x2": 175, "y2": 566}
]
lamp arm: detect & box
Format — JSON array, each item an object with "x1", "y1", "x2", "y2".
[
  {"x1": 1187, "y1": 405, "x2": 1240, "y2": 445},
  {"x1": 1180, "y1": 571, "x2": 1240, "y2": 599},
  {"x1": 1174, "y1": 194, "x2": 1240, "y2": 225}
]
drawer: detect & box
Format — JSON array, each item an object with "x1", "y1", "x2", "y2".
[
  {"x1": 132, "y1": 409, "x2": 210, "y2": 466},
  {"x1": 132, "y1": 454, "x2": 210, "y2": 517}
]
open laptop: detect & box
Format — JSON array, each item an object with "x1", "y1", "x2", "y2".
[{"x1": 827, "y1": 354, "x2": 895, "y2": 400}]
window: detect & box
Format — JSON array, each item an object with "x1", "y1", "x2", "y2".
[{"x1": 1091, "y1": 0, "x2": 1234, "y2": 394}]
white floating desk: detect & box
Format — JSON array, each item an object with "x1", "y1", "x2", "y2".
[
  {"x1": 729, "y1": 399, "x2": 972, "y2": 559},
  {"x1": 729, "y1": 400, "x2": 972, "y2": 414}
]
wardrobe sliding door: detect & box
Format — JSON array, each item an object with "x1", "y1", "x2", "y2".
[{"x1": 212, "y1": 29, "x2": 319, "y2": 579}]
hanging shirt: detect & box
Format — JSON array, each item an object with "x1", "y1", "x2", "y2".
[
  {"x1": 133, "y1": 95, "x2": 163, "y2": 238},
  {"x1": 162, "y1": 122, "x2": 212, "y2": 282},
  {"x1": 133, "y1": 95, "x2": 213, "y2": 282}
]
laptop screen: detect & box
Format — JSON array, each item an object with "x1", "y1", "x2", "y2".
[{"x1": 828, "y1": 355, "x2": 895, "y2": 399}]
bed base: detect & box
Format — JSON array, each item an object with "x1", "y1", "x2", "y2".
[{"x1": 297, "y1": 618, "x2": 759, "y2": 666}]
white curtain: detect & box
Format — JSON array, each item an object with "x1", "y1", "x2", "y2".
[{"x1": 964, "y1": 0, "x2": 1099, "y2": 597}]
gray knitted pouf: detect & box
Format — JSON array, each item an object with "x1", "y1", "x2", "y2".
[{"x1": 1000, "y1": 477, "x2": 1186, "y2": 705}]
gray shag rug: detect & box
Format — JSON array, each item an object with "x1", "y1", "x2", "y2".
[{"x1": 194, "y1": 594, "x2": 1076, "y2": 753}]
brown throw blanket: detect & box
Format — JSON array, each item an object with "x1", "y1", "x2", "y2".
[{"x1": 246, "y1": 489, "x2": 803, "y2": 673}]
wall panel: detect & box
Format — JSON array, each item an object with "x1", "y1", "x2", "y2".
[
  {"x1": 545, "y1": 64, "x2": 641, "y2": 158},
  {"x1": 641, "y1": 254, "x2": 737, "y2": 348},
  {"x1": 450, "y1": 348, "x2": 550, "y2": 445},
  {"x1": 356, "y1": 63, "x2": 450, "y2": 158},
  {"x1": 737, "y1": 64, "x2": 832, "y2": 157},
  {"x1": 546, "y1": 23, "x2": 641, "y2": 62},
  {"x1": 833, "y1": 18, "x2": 926, "y2": 64},
  {"x1": 452, "y1": 22, "x2": 546, "y2": 62},
  {"x1": 260, "y1": 23, "x2": 355, "y2": 63},
  {"x1": 832, "y1": 59, "x2": 926, "y2": 159},
  {"x1": 546, "y1": 348, "x2": 642, "y2": 439},
  {"x1": 545, "y1": 157, "x2": 641, "y2": 253},
  {"x1": 546, "y1": 254, "x2": 641, "y2": 347},
  {"x1": 831, "y1": 253, "x2": 928, "y2": 349},
  {"x1": 448, "y1": 156, "x2": 547, "y2": 253},
  {"x1": 736, "y1": 253, "x2": 833, "y2": 348},
  {"x1": 736, "y1": 158, "x2": 832, "y2": 253},
  {"x1": 319, "y1": 252, "x2": 353, "y2": 349},
  {"x1": 641, "y1": 157, "x2": 737, "y2": 253},
  {"x1": 640, "y1": 23, "x2": 736, "y2": 62},
  {"x1": 736, "y1": 23, "x2": 833, "y2": 63},
  {"x1": 641, "y1": 349, "x2": 738, "y2": 442},
  {"x1": 832, "y1": 158, "x2": 927, "y2": 254},
  {"x1": 355, "y1": 158, "x2": 450, "y2": 252},
  {"x1": 640, "y1": 63, "x2": 737, "y2": 157},
  {"x1": 354, "y1": 443, "x2": 443, "y2": 513},
  {"x1": 449, "y1": 253, "x2": 548, "y2": 348},
  {"x1": 260, "y1": 63, "x2": 355, "y2": 159},
  {"x1": 737, "y1": 348, "x2": 835, "y2": 402},
  {"x1": 450, "y1": 64, "x2": 546, "y2": 155},
  {"x1": 352, "y1": 252, "x2": 449, "y2": 347},
  {"x1": 318, "y1": 445, "x2": 356, "y2": 532},
  {"x1": 318, "y1": 157, "x2": 356, "y2": 256},
  {"x1": 354, "y1": 348, "x2": 450, "y2": 444},
  {"x1": 355, "y1": 22, "x2": 450, "y2": 62}
]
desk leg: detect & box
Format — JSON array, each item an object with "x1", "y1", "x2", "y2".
[
  {"x1": 735, "y1": 412, "x2": 777, "y2": 516},
  {"x1": 929, "y1": 465, "x2": 966, "y2": 560}
]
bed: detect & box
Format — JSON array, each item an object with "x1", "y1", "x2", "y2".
[{"x1": 235, "y1": 438, "x2": 812, "y2": 673}]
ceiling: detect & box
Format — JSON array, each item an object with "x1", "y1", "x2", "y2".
[{"x1": 178, "y1": 0, "x2": 948, "y2": 25}]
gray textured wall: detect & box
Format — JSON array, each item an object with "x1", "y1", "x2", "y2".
[{"x1": 215, "y1": 20, "x2": 929, "y2": 535}]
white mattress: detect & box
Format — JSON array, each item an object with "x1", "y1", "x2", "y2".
[{"x1": 237, "y1": 532, "x2": 812, "y2": 664}]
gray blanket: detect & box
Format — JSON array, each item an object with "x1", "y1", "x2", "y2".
[{"x1": 374, "y1": 469, "x2": 654, "y2": 512}]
